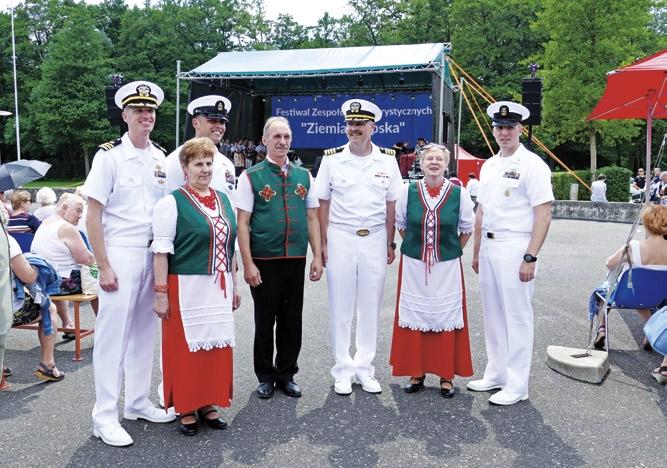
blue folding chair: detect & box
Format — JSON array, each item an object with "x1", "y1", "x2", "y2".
[
  {"x1": 602, "y1": 267, "x2": 667, "y2": 351},
  {"x1": 608, "y1": 267, "x2": 667, "y2": 311}
]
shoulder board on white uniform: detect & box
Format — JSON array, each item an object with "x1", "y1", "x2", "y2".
[
  {"x1": 379, "y1": 147, "x2": 396, "y2": 156},
  {"x1": 323, "y1": 146, "x2": 345, "y2": 156},
  {"x1": 151, "y1": 141, "x2": 167, "y2": 154},
  {"x1": 97, "y1": 139, "x2": 122, "y2": 151}
]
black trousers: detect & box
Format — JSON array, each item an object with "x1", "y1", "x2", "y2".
[{"x1": 250, "y1": 258, "x2": 306, "y2": 383}]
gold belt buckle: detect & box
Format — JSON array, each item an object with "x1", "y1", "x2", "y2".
[{"x1": 356, "y1": 229, "x2": 370, "y2": 237}]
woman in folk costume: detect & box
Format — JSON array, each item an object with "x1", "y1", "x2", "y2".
[
  {"x1": 152, "y1": 138, "x2": 240, "y2": 436},
  {"x1": 389, "y1": 144, "x2": 475, "y2": 398}
]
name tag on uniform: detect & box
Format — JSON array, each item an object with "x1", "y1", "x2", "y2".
[{"x1": 374, "y1": 171, "x2": 390, "y2": 179}]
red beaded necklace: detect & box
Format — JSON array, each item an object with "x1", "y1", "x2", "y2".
[
  {"x1": 185, "y1": 184, "x2": 216, "y2": 210},
  {"x1": 425, "y1": 179, "x2": 445, "y2": 198}
]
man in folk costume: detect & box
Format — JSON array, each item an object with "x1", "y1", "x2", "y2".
[
  {"x1": 313, "y1": 99, "x2": 403, "y2": 396},
  {"x1": 468, "y1": 101, "x2": 554, "y2": 405},
  {"x1": 84, "y1": 81, "x2": 175, "y2": 447},
  {"x1": 236, "y1": 116, "x2": 323, "y2": 400},
  {"x1": 165, "y1": 95, "x2": 236, "y2": 198}
]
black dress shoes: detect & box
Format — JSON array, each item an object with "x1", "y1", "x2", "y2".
[
  {"x1": 178, "y1": 414, "x2": 198, "y2": 436},
  {"x1": 404, "y1": 376, "x2": 425, "y2": 394},
  {"x1": 197, "y1": 408, "x2": 227, "y2": 430},
  {"x1": 277, "y1": 380, "x2": 302, "y2": 398},
  {"x1": 440, "y1": 379, "x2": 455, "y2": 398},
  {"x1": 256, "y1": 382, "x2": 275, "y2": 399}
]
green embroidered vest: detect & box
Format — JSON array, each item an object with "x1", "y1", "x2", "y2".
[
  {"x1": 169, "y1": 189, "x2": 236, "y2": 274},
  {"x1": 401, "y1": 181, "x2": 462, "y2": 262},
  {"x1": 246, "y1": 159, "x2": 310, "y2": 259}
]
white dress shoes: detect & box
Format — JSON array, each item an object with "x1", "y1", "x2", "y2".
[
  {"x1": 488, "y1": 390, "x2": 529, "y2": 406},
  {"x1": 124, "y1": 405, "x2": 176, "y2": 423},
  {"x1": 93, "y1": 425, "x2": 133, "y2": 447},
  {"x1": 334, "y1": 378, "x2": 353, "y2": 395},
  {"x1": 466, "y1": 379, "x2": 504, "y2": 392},
  {"x1": 354, "y1": 375, "x2": 382, "y2": 394}
]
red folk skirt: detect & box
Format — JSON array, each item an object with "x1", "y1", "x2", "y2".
[
  {"x1": 162, "y1": 274, "x2": 233, "y2": 414},
  {"x1": 389, "y1": 257, "x2": 474, "y2": 379}
]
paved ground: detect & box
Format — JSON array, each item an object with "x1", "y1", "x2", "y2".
[{"x1": 1, "y1": 219, "x2": 665, "y2": 467}]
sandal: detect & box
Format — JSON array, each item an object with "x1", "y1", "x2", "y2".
[
  {"x1": 3, "y1": 366, "x2": 13, "y2": 377},
  {"x1": 404, "y1": 375, "x2": 426, "y2": 394},
  {"x1": 594, "y1": 326, "x2": 606, "y2": 349},
  {"x1": 178, "y1": 413, "x2": 198, "y2": 436},
  {"x1": 197, "y1": 406, "x2": 227, "y2": 430},
  {"x1": 34, "y1": 362, "x2": 65, "y2": 382},
  {"x1": 440, "y1": 378, "x2": 455, "y2": 398},
  {"x1": 652, "y1": 366, "x2": 667, "y2": 385}
]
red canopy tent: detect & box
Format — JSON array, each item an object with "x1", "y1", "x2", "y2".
[
  {"x1": 588, "y1": 49, "x2": 667, "y2": 172},
  {"x1": 455, "y1": 145, "x2": 485, "y2": 185}
]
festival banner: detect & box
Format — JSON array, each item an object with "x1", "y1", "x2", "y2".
[{"x1": 271, "y1": 93, "x2": 433, "y2": 149}]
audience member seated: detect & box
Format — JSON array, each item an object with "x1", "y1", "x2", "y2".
[
  {"x1": 594, "y1": 205, "x2": 667, "y2": 349},
  {"x1": 8, "y1": 234, "x2": 65, "y2": 382},
  {"x1": 33, "y1": 187, "x2": 58, "y2": 221},
  {"x1": 32, "y1": 193, "x2": 98, "y2": 340},
  {"x1": 7, "y1": 190, "x2": 41, "y2": 252}
]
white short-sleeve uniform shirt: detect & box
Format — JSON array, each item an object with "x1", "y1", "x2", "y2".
[
  {"x1": 313, "y1": 143, "x2": 403, "y2": 228},
  {"x1": 81, "y1": 133, "x2": 167, "y2": 246},
  {"x1": 165, "y1": 145, "x2": 236, "y2": 201},
  {"x1": 477, "y1": 144, "x2": 554, "y2": 234}
]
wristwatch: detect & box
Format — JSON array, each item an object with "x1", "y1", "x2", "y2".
[
  {"x1": 388, "y1": 242, "x2": 397, "y2": 250},
  {"x1": 523, "y1": 253, "x2": 538, "y2": 263}
]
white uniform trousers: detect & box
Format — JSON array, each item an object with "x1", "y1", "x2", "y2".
[
  {"x1": 478, "y1": 235, "x2": 534, "y2": 396},
  {"x1": 326, "y1": 226, "x2": 387, "y2": 380},
  {"x1": 92, "y1": 245, "x2": 157, "y2": 429}
]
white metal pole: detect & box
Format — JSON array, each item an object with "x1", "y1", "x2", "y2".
[
  {"x1": 456, "y1": 76, "x2": 464, "y2": 162},
  {"x1": 175, "y1": 60, "x2": 181, "y2": 148},
  {"x1": 10, "y1": 0, "x2": 21, "y2": 160},
  {"x1": 437, "y1": 51, "x2": 445, "y2": 143}
]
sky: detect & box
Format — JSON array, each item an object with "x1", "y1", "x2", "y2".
[{"x1": 0, "y1": 0, "x2": 352, "y2": 26}]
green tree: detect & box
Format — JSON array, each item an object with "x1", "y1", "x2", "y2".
[
  {"x1": 268, "y1": 14, "x2": 309, "y2": 50},
  {"x1": 449, "y1": 0, "x2": 545, "y2": 156},
  {"x1": 29, "y1": 7, "x2": 113, "y2": 176},
  {"x1": 536, "y1": 0, "x2": 653, "y2": 177}
]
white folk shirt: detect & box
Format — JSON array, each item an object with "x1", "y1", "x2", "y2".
[
  {"x1": 235, "y1": 155, "x2": 319, "y2": 213},
  {"x1": 477, "y1": 144, "x2": 553, "y2": 234},
  {"x1": 165, "y1": 145, "x2": 236, "y2": 200},
  {"x1": 313, "y1": 143, "x2": 403, "y2": 228},
  {"x1": 82, "y1": 133, "x2": 167, "y2": 246}
]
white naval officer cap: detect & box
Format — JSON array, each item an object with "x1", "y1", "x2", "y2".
[
  {"x1": 341, "y1": 99, "x2": 382, "y2": 123},
  {"x1": 114, "y1": 80, "x2": 164, "y2": 109},
  {"x1": 486, "y1": 101, "x2": 530, "y2": 127},
  {"x1": 187, "y1": 95, "x2": 232, "y2": 122}
]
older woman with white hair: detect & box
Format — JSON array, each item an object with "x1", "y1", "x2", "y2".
[
  {"x1": 389, "y1": 143, "x2": 475, "y2": 398},
  {"x1": 34, "y1": 187, "x2": 58, "y2": 221},
  {"x1": 32, "y1": 193, "x2": 98, "y2": 336}
]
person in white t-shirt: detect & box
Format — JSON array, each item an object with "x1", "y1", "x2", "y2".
[{"x1": 590, "y1": 174, "x2": 607, "y2": 202}]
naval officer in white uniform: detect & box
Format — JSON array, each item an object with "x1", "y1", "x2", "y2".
[
  {"x1": 84, "y1": 81, "x2": 176, "y2": 447},
  {"x1": 165, "y1": 95, "x2": 236, "y2": 199},
  {"x1": 468, "y1": 101, "x2": 554, "y2": 405},
  {"x1": 313, "y1": 99, "x2": 403, "y2": 396}
]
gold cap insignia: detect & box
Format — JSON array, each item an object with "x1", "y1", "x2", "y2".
[
  {"x1": 137, "y1": 84, "x2": 151, "y2": 97},
  {"x1": 500, "y1": 105, "x2": 508, "y2": 116},
  {"x1": 216, "y1": 101, "x2": 225, "y2": 111},
  {"x1": 350, "y1": 102, "x2": 361, "y2": 113}
]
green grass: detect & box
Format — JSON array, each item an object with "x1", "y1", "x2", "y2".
[{"x1": 22, "y1": 179, "x2": 84, "y2": 189}]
